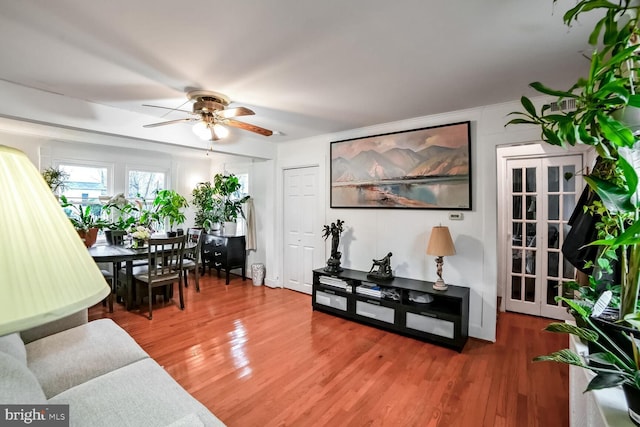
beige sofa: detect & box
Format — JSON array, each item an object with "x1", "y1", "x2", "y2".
[{"x1": 0, "y1": 311, "x2": 225, "y2": 427}]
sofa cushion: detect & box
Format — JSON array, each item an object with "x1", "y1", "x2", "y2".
[
  {"x1": 0, "y1": 333, "x2": 27, "y2": 365},
  {"x1": 49, "y1": 359, "x2": 225, "y2": 427},
  {"x1": 0, "y1": 352, "x2": 46, "y2": 404},
  {"x1": 20, "y1": 310, "x2": 88, "y2": 344},
  {"x1": 26, "y1": 319, "x2": 149, "y2": 398}
]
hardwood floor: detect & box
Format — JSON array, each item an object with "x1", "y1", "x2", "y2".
[{"x1": 89, "y1": 273, "x2": 569, "y2": 427}]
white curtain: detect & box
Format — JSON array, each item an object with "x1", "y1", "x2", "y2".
[{"x1": 245, "y1": 198, "x2": 257, "y2": 251}]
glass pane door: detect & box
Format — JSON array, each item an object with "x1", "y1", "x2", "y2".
[
  {"x1": 540, "y1": 156, "x2": 582, "y2": 319},
  {"x1": 506, "y1": 159, "x2": 541, "y2": 316},
  {"x1": 504, "y1": 155, "x2": 583, "y2": 320}
]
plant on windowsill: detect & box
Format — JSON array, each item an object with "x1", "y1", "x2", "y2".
[
  {"x1": 535, "y1": 294, "x2": 640, "y2": 423},
  {"x1": 212, "y1": 173, "x2": 249, "y2": 236},
  {"x1": 59, "y1": 195, "x2": 108, "y2": 247},
  {"x1": 102, "y1": 193, "x2": 141, "y2": 243}
]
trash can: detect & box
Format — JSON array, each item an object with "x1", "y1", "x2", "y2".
[{"x1": 251, "y1": 263, "x2": 265, "y2": 286}]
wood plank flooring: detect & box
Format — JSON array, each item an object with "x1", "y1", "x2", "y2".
[{"x1": 89, "y1": 273, "x2": 569, "y2": 427}]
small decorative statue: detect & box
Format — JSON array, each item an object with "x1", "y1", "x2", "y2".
[
  {"x1": 322, "y1": 219, "x2": 345, "y2": 273},
  {"x1": 367, "y1": 252, "x2": 394, "y2": 281}
]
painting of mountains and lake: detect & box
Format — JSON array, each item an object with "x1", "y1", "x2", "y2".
[{"x1": 330, "y1": 121, "x2": 471, "y2": 209}]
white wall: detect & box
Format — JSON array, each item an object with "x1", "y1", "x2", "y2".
[
  {"x1": 207, "y1": 155, "x2": 274, "y2": 276},
  {"x1": 271, "y1": 98, "x2": 551, "y2": 342}
]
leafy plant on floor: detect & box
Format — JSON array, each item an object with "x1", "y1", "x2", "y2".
[
  {"x1": 151, "y1": 189, "x2": 189, "y2": 232},
  {"x1": 213, "y1": 173, "x2": 249, "y2": 223}
]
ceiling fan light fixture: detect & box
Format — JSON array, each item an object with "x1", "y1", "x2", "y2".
[
  {"x1": 213, "y1": 124, "x2": 229, "y2": 139},
  {"x1": 192, "y1": 121, "x2": 210, "y2": 140}
]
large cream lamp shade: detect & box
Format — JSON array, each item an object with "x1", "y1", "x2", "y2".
[{"x1": 0, "y1": 145, "x2": 110, "y2": 336}]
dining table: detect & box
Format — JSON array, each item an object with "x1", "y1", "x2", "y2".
[{"x1": 89, "y1": 240, "x2": 196, "y2": 310}]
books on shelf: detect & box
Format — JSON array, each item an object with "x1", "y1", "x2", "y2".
[
  {"x1": 319, "y1": 275, "x2": 349, "y2": 291},
  {"x1": 356, "y1": 282, "x2": 382, "y2": 298}
]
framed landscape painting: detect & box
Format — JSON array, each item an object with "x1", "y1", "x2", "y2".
[{"x1": 330, "y1": 121, "x2": 472, "y2": 210}]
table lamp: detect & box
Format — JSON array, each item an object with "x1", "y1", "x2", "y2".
[
  {"x1": 0, "y1": 145, "x2": 110, "y2": 336},
  {"x1": 426, "y1": 226, "x2": 456, "y2": 291}
]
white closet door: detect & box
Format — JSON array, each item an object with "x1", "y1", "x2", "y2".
[{"x1": 283, "y1": 166, "x2": 322, "y2": 294}]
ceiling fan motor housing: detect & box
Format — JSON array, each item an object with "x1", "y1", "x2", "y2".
[{"x1": 193, "y1": 99, "x2": 226, "y2": 114}]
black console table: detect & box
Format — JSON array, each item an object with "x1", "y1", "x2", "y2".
[
  {"x1": 201, "y1": 233, "x2": 246, "y2": 285},
  {"x1": 312, "y1": 268, "x2": 469, "y2": 351}
]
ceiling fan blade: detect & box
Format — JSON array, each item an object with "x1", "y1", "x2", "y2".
[
  {"x1": 143, "y1": 118, "x2": 196, "y2": 128},
  {"x1": 226, "y1": 119, "x2": 273, "y2": 136},
  {"x1": 142, "y1": 104, "x2": 194, "y2": 115},
  {"x1": 216, "y1": 107, "x2": 255, "y2": 119}
]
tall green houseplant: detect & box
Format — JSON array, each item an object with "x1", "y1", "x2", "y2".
[
  {"x1": 152, "y1": 189, "x2": 189, "y2": 233},
  {"x1": 508, "y1": 0, "x2": 640, "y2": 319},
  {"x1": 192, "y1": 181, "x2": 221, "y2": 230},
  {"x1": 213, "y1": 173, "x2": 249, "y2": 223}
]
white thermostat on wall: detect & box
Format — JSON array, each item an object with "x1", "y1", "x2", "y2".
[{"x1": 449, "y1": 212, "x2": 464, "y2": 220}]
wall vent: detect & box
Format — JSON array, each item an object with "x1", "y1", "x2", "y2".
[{"x1": 549, "y1": 99, "x2": 577, "y2": 112}]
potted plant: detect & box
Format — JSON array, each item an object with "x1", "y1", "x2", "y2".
[
  {"x1": 59, "y1": 195, "x2": 108, "y2": 247},
  {"x1": 212, "y1": 173, "x2": 249, "y2": 236},
  {"x1": 535, "y1": 294, "x2": 640, "y2": 424},
  {"x1": 192, "y1": 181, "x2": 222, "y2": 231},
  {"x1": 41, "y1": 166, "x2": 68, "y2": 195},
  {"x1": 151, "y1": 189, "x2": 189, "y2": 237},
  {"x1": 507, "y1": 0, "x2": 640, "y2": 321},
  {"x1": 102, "y1": 193, "x2": 140, "y2": 243}
]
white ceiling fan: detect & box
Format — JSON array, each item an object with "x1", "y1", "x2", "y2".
[{"x1": 143, "y1": 90, "x2": 273, "y2": 141}]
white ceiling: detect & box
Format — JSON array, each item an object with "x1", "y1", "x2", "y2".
[{"x1": 0, "y1": 0, "x2": 598, "y2": 154}]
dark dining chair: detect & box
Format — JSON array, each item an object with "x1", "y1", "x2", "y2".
[
  {"x1": 132, "y1": 235, "x2": 186, "y2": 319},
  {"x1": 106, "y1": 229, "x2": 127, "y2": 301},
  {"x1": 100, "y1": 269, "x2": 114, "y2": 313},
  {"x1": 182, "y1": 228, "x2": 203, "y2": 292}
]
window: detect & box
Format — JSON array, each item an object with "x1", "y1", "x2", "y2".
[
  {"x1": 237, "y1": 173, "x2": 249, "y2": 197},
  {"x1": 58, "y1": 163, "x2": 111, "y2": 228},
  {"x1": 128, "y1": 170, "x2": 166, "y2": 200},
  {"x1": 127, "y1": 168, "x2": 167, "y2": 230},
  {"x1": 59, "y1": 164, "x2": 109, "y2": 204}
]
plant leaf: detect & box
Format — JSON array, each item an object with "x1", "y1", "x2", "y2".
[
  {"x1": 618, "y1": 144, "x2": 640, "y2": 207},
  {"x1": 584, "y1": 174, "x2": 635, "y2": 214},
  {"x1": 544, "y1": 322, "x2": 599, "y2": 342},
  {"x1": 529, "y1": 82, "x2": 578, "y2": 98},
  {"x1": 520, "y1": 96, "x2": 537, "y2": 116},
  {"x1": 586, "y1": 373, "x2": 626, "y2": 391},
  {"x1": 597, "y1": 112, "x2": 635, "y2": 147},
  {"x1": 588, "y1": 351, "x2": 619, "y2": 367},
  {"x1": 534, "y1": 349, "x2": 586, "y2": 367}
]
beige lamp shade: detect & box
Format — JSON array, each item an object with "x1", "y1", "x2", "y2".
[
  {"x1": 0, "y1": 145, "x2": 110, "y2": 336},
  {"x1": 426, "y1": 226, "x2": 456, "y2": 256}
]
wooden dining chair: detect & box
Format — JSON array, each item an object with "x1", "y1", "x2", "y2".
[
  {"x1": 106, "y1": 229, "x2": 128, "y2": 303},
  {"x1": 132, "y1": 235, "x2": 186, "y2": 320},
  {"x1": 100, "y1": 269, "x2": 114, "y2": 313},
  {"x1": 182, "y1": 228, "x2": 203, "y2": 292}
]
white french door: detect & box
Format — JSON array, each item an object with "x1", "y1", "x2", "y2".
[{"x1": 504, "y1": 155, "x2": 583, "y2": 319}]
